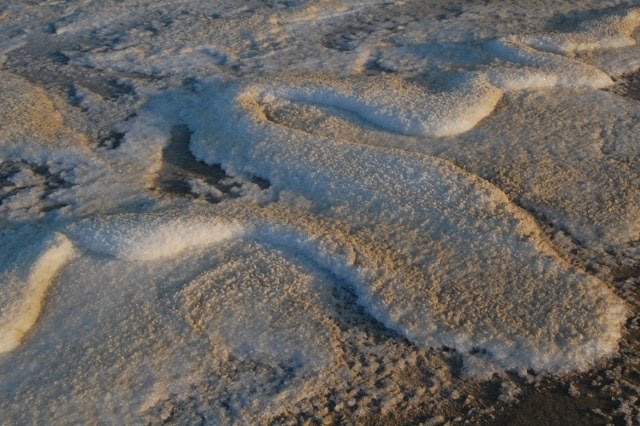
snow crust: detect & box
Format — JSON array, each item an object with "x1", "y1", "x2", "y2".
[
  {"x1": 0, "y1": 233, "x2": 75, "y2": 353},
  {"x1": 517, "y1": 8, "x2": 640, "y2": 55},
  {"x1": 182, "y1": 78, "x2": 627, "y2": 374},
  {"x1": 250, "y1": 75, "x2": 502, "y2": 137},
  {"x1": 70, "y1": 213, "x2": 245, "y2": 261},
  {"x1": 1, "y1": 1, "x2": 640, "y2": 423}
]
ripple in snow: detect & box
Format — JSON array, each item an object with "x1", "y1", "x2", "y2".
[
  {"x1": 0, "y1": 233, "x2": 75, "y2": 353},
  {"x1": 173, "y1": 76, "x2": 628, "y2": 374}
]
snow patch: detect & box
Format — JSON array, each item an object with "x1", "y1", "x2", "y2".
[
  {"x1": 0, "y1": 37, "x2": 25, "y2": 65},
  {"x1": 183, "y1": 79, "x2": 627, "y2": 374},
  {"x1": 246, "y1": 75, "x2": 502, "y2": 138},
  {"x1": 70, "y1": 214, "x2": 245, "y2": 261},
  {"x1": 518, "y1": 8, "x2": 640, "y2": 55},
  {"x1": 0, "y1": 234, "x2": 75, "y2": 354},
  {"x1": 486, "y1": 39, "x2": 613, "y2": 89}
]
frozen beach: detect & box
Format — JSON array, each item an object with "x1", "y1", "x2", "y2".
[{"x1": 1, "y1": 1, "x2": 640, "y2": 424}]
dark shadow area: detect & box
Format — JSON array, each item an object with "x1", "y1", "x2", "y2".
[
  {"x1": 0, "y1": 160, "x2": 70, "y2": 213},
  {"x1": 609, "y1": 70, "x2": 640, "y2": 101},
  {"x1": 98, "y1": 131, "x2": 125, "y2": 150},
  {"x1": 495, "y1": 389, "x2": 612, "y2": 426},
  {"x1": 154, "y1": 124, "x2": 269, "y2": 202}
]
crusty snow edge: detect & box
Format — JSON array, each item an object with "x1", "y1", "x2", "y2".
[{"x1": 0, "y1": 234, "x2": 75, "y2": 354}]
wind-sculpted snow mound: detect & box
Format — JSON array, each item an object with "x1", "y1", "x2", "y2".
[
  {"x1": 68, "y1": 213, "x2": 245, "y2": 261},
  {"x1": 180, "y1": 241, "x2": 342, "y2": 368},
  {"x1": 0, "y1": 203, "x2": 626, "y2": 423},
  {"x1": 0, "y1": 72, "x2": 87, "y2": 150},
  {"x1": 246, "y1": 75, "x2": 502, "y2": 138},
  {"x1": 0, "y1": 233, "x2": 75, "y2": 353},
  {"x1": 484, "y1": 39, "x2": 614, "y2": 90},
  {"x1": 0, "y1": 210, "x2": 346, "y2": 423},
  {"x1": 369, "y1": 8, "x2": 640, "y2": 91},
  {"x1": 452, "y1": 89, "x2": 640, "y2": 249},
  {"x1": 2, "y1": 70, "x2": 630, "y2": 420},
  {"x1": 517, "y1": 8, "x2": 640, "y2": 55},
  {"x1": 2, "y1": 1, "x2": 640, "y2": 424},
  {"x1": 178, "y1": 78, "x2": 627, "y2": 374},
  {"x1": 254, "y1": 76, "x2": 640, "y2": 249},
  {"x1": 376, "y1": 37, "x2": 615, "y2": 90}
]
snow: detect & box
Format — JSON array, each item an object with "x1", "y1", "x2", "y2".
[
  {"x1": 1, "y1": 0, "x2": 640, "y2": 423},
  {"x1": 69, "y1": 213, "x2": 245, "y2": 261},
  {"x1": 183, "y1": 77, "x2": 627, "y2": 374},
  {"x1": 485, "y1": 39, "x2": 614, "y2": 89},
  {"x1": 0, "y1": 38, "x2": 25, "y2": 66},
  {"x1": 248, "y1": 75, "x2": 503, "y2": 137},
  {"x1": 0, "y1": 233, "x2": 75, "y2": 353},
  {"x1": 517, "y1": 8, "x2": 640, "y2": 55}
]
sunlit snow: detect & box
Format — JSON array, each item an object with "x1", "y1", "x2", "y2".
[{"x1": 1, "y1": 1, "x2": 640, "y2": 423}]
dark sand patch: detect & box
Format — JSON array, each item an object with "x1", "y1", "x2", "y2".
[
  {"x1": 153, "y1": 124, "x2": 269, "y2": 202},
  {"x1": 609, "y1": 70, "x2": 640, "y2": 101}
]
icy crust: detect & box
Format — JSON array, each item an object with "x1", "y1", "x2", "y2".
[
  {"x1": 516, "y1": 8, "x2": 640, "y2": 55},
  {"x1": 68, "y1": 213, "x2": 245, "y2": 261},
  {"x1": 73, "y1": 4, "x2": 640, "y2": 90},
  {"x1": 0, "y1": 210, "x2": 348, "y2": 423},
  {"x1": 0, "y1": 71, "x2": 88, "y2": 150},
  {"x1": 256, "y1": 78, "x2": 640, "y2": 248},
  {"x1": 176, "y1": 79, "x2": 628, "y2": 374},
  {"x1": 0, "y1": 72, "x2": 165, "y2": 223},
  {"x1": 236, "y1": 74, "x2": 500, "y2": 138},
  {"x1": 180, "y1": 241, "x2": 342, "y2": 368},
  {"x1": 0, "y1": 233, "x2": 75, "y2": 354},
  {"x1": 484, "y1": 40, "x2": 613, "y2": 90},
  {"x1": 581, "y1": 45, "x2": 640, "y2": 77}
]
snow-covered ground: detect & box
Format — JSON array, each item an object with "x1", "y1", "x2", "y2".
[{"x1": 2, "y1": 1, "x2": 640, "y2": 424}]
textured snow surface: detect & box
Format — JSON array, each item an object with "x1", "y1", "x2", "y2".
[
  {"x1": 184, "y1": 78, "x2": 627, "y2": 373},
  {"x1": 517, "y1": 8, "x2": 640, "y2": 54},
  {"x1": 2, "y1": 0, "x2": 640, "y2": 424},
  {"x1": 0, "y1": 232, "x2": 75, "y2": 353},
  {"x1": 239, "y1": 75, "x2": 503, "y2": 137},
  {"x1": 69, "y1": 214, "x2": 245, "y2": 261}
]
